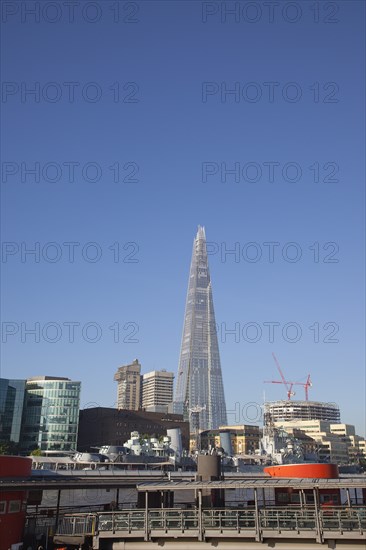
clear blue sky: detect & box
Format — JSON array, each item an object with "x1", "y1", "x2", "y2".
[{"x1": 1, "y1": 1, "x2": 365, "y2": 435}]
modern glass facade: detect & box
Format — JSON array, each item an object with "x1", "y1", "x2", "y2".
[
  {"x1": 20, "y1": 377, "x2": 81, "y2": 453},
  {"x1": 174, "y1": 227, "x2": 227, "y2": 431},
  {"x1": 0, "y1": 378, "x2": 26, "y2": 444}
]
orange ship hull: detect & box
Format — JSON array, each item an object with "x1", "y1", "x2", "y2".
[{"x1": 264, "y1": 463, "x2": 339, "y2": 479}]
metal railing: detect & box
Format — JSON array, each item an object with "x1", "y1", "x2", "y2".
[
  {"x1": 203, "y1": 508, "x2": 256, "y2": 530},
  {"x1": 56, "y1": 506, "x2": 366, "y2": 540},
  {"x1": 57, "y1": 514, "x2": 96, "y2": 536},
  {"x1": 98, "y1": 511, "x2": 145, "y2": 532},
  {"x1": 260, "y1": 508, "x2": 317, "y2": 531},
  {"x1": 320, "y1": 507, "x2": 366, "y2": 532}
]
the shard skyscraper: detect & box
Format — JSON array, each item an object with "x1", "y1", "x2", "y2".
[{"x1": 174, "y1": 226, "x2": 227, "y2": 431}]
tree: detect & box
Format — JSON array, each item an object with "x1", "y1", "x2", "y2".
[
  {"x1": 30, "y1": 447, "x2": 42, "y2": 456},
  {"x1": 0, "y1": 441, "x2": 21, "y2": 455},
  {"x1": 0, "y1": 443, "x2": 10, "y2": 455}
]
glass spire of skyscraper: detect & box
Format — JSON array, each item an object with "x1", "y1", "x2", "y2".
[{"x1": 174, "y1": 226, "x2": 227, "y2": 431}]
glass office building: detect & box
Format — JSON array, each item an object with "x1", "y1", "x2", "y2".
[
  {"x1": 0, "y1": 378, "x2": 26, "y2": 444},
  {"x1": 21, "y1": 376, "x2": 81, "y2": 453},
  {"x1": 174, "y1": 227, "x2": 227, "y2": 431}
]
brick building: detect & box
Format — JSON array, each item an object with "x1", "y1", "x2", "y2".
[{"x1": 77, "y1": 407, "x2": 190, "y2": 451}]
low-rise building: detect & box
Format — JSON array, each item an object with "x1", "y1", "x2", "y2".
[
  {"x1": 77, "y1": 407, "x2": 190, "y2": 451},
  {"x1": 358, "y1": 439, "x2": 366, "y2": 458},
  {"x1": 272, "y1": 419, "x2": 363, "y2": 464},
  {"x1": 197, "y1": 425, "x2": 260, "y2": 455},
  {"x1": 329, "y1": 424, "x2": 366, "y2": 462}
]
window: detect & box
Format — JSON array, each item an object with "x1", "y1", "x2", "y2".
[
  {"x1": 9, "y1": 500, "x2": 21, "y2": 513},
  {"x1": 0, "y1": 501, "x2": 6, "y2": 514}
]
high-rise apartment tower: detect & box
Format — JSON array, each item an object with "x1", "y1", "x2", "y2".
[
  {"x1": 141, "y1": 370, "x2": 174, "y2": 412},
  {"x1": 114, "y1": 359, "x2": 141, "y2": 410}
]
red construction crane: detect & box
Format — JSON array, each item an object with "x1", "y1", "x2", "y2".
[
  {"x1": 293, "y1": 374, "x2": 312, "y2": 401},
  {"x1": 264, "y1": 353, "x2": 312, "y2": 400}
]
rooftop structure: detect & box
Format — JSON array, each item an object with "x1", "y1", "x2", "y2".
[{"x1": 198, "y1": 425, "x2": 260, "y2": 455}]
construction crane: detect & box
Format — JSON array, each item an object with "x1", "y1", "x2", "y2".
[
  {"x1": 268, "y1": 352, "x2": 295, "y2": 400},
  {"x1": 293, "y1": 374, "x2": 312, "y2": 401},
  {"x1": 264, "y1": 353, "x2": 312, "y2": 401}
]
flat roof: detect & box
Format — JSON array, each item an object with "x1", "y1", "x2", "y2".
[
  {"x1": 137, "y1": 477, "x2": 366, "y2": 491},
  {"x1": 264, "y1": 400, "x2": 339, "y2": 408},
  {"x1": 1, "y1": 474, "x2": 365, "y2": 492}
]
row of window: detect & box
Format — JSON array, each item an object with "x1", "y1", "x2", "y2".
[
  {"x1": 40, "y1": 443, "x2": 75, "y2": 450},
  {"x1": 21, "y1": 425, "x2": 77, "y2": 436},
  {"x1": 27, "y1": 383, "x2": 80, "y2": 391},
  {"x1": 0, "y1": 500, "x2": 22, "y2": 514},
  {"x1": 115, "y1": 422, "x2": 164, "y2": 429}
]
